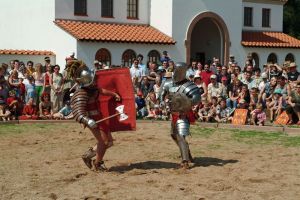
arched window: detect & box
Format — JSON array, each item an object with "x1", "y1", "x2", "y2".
[
  {"x1": 148, "y1": 50, "x2": 161, "y2": 63},
  {"x1": 95, "y1": 48, "x2": 111, "y2": 66},
  {"x1": 285, "y1": 53, "x2": 295, "y2": 62},
  {"x1": 251, "y1": 52, "x2": 260, "y2": 69},
  {"x1": 267, "y1": 53, "x2": 277, "y2": 64},
  {"x1": 122, "y1": 49, "x2": 136, "y2": 67}
]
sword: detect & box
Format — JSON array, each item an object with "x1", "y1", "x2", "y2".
[{"x1": 95, "y1": 105, "x2": 128, "y2": 124}]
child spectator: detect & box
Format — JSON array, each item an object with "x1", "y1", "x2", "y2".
[
  {"x1": 53, "y1": 100, "x2": 73, "y2": 120},
  {"x1": 135, "y1": 91, "x2": 147, "y2": 118},
  {"x1": 25, "y1": 76, "x2": 36, "y2": 104},
  {"x1": 198, "y1": 101, "x2": 213, "y2": 122},
  {"x1": 32, "y1": 63, "x2": 44, "y2": 106},
  {"x1": 250, "y1": 104, "x2": 266, "y2": 126},
  {"x1": 215, "y1": 98, "x2": 233, "y2": 123},
  {"x1": 269, "y1": 88, "x2": 286, "y2": 122},
  {"x1": 19, "y1": 98, "x2": 38, "y2": 120},
  {"x1": 6, "y1": 90, "x2": 21, "y2": 120},
  {"x1": 39, "y1": 93, "x2": 53, "y2": 119},
  {"x1": 237, "y1": 84, "x2": 250, "y2": 108},
  {"x1": 0, "y1": 104, "x2": 11, "y2": 121}
]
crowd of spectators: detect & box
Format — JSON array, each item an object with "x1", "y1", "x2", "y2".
[
  {"x1": 0, "y1": 57, "x2": 73, "y2": 121},
  {"x1": 0, "y1": 52, "x2": 299, "y2": 126},
  {"x1": 132, "y1": 52, "x2": 300, "y2": 126}
]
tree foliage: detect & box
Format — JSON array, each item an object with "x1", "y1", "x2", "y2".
[{"x1": 283, "y1": 0, "x2": 300, "y2": 39}]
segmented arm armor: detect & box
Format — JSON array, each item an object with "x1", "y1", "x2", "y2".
[
  {"x1": 71, "y1": 88, "x2": 97, "y2": 129},
  {"x1": 178, "y1": 81, "x2": 201, "y2": 105}
]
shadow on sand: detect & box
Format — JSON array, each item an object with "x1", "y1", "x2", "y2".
[{"x1": 108, "y1": 157, "x2": 238, "y2": 173}]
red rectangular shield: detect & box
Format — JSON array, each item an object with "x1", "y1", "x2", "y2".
[{"x1": 96, "y1": 68, "x2": 136, "y2": 132}]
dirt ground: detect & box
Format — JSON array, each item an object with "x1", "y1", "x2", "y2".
[{"x1": 0, "y1": 122, "x2": 300, "y2": 200}]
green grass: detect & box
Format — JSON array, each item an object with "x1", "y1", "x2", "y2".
[
  {"x1": 0, "y1": 123, "x2": 64, "y2": 136},
  {"x1": 190, "y1": 125, "x2": 300, "y2": 147}
]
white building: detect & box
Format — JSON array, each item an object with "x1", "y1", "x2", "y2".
[{"x1": 0, "y1": 0, "x2": 299, "y2": 69}]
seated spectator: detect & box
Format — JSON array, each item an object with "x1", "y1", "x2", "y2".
[
  {"x1": 198, "y1": 101, "x2": 213, "y2": 122},
  {"x1": 215, "y1": 98, "x2": 233, "y2": 123},
  {"x1": 135, "y1": 91, "x2": 147, "y2": 118},
  {"x1": 249, "y1": 87, "x2": 259, "y2": 112},
  {"x1": 53, "y1": 101, "x2": 73, "y2": 120},
  {"x1": 220, "y1": 76, "x2": 229, "y2": 100},
  {"x1": 140, "y1": 76, "x2": 152, "y2": 98},
  {"x1": 237, "y1": 84, "x2": 250, "y2": 108},
  {"x1": 269, "y1": 89, "x2": 286, "y2": 122},
  {"x1": 39, "y1": 93, "x2": 53, "y2": 119},
  {"x1": 286, "y1": 82, "x2": 300, "y2": 125},
  {"x1": 145, "y1": 92, "x2": 159, "y2": 118},
  {"x1": 275, "y1": 75, "x2": 291, "y2": 99},
  {"x1": 6, "y1": 90, "x2": 21, "y2": 120},
  {"x1": 0, "y1": 103, "x2": 11, "y2": 121},
  {"x1": 261, "y1": 77, "x2": 277, "y2": 108},
  {"x1": 227, "y1": 74, "x2": 243, "y2": 108},
  {"x1": 250, "y1": 104, "x2": 266, "y2": 126},
  {"x1": 19, "y1": 98, "x2": 38, "y2": 120}
]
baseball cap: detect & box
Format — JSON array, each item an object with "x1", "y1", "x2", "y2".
[
  {"x1": 210, "y1": 74, "x2": 217, "y2": 79},
  {"x1": 221, "y1": 76, "x2": 227, "y2": 81},
  {"x1": 261, "y1": 72, "x2": 268, "y2": 79}
]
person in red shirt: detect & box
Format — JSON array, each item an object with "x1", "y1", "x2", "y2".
[
  {"x1": 200, "y1": 64, "x2": 214, "y2": 86},
  {"x1": 19, "y1": 98, "x2": 38, "y2": 120},
  {"x1": 6, "y1": 90, "x2": 21, "y2": 120}
]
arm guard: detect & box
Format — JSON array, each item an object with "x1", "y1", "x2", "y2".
[
  {"x1": 178, "y1": 81, "x2": 201, "y2": 105},
  {"x1": 71, "y1": 88, "x2": 97, "y2": 129}
]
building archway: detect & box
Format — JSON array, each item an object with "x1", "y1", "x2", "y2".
[{"x1": 186, "y1": 12, "x2": 230, "y2": 65}]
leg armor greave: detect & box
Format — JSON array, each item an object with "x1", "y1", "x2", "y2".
[{"x1": 171, "y1": 119, "x2": 191, "y2": 162}]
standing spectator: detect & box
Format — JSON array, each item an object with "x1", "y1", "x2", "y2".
[
  {"x1": 194, "y1": 74, "x2": 207, "y2": 98},
  {"x1": 286, "y1": 82, "x2": 300, "y2": 125},
  {"x1": 207, "y1": 74, "x2": 222, "y2": 101},
  {"x1": 160, "y1": 51, "x2": 171, "y2": 64},
  {"x1": 8, "y1": 70, "x2": 21, "y2": 97},
  {"x1": 43, "y1": 56, "x2": 53, "y2": 73},
  {"x1": 26, "y1": 61, "x2": 35, "y2": 76},
  {"x1": 167, "y1": 60, "x2": 175, "y2": 72},
  {"x1": 137, "y1": 54, "x2": 147, "y2": 75},
  {"x1": 32, "y1": 63, "x2": 44, "y2": 106},
  {"x1": 200, "y1": 64, "x2": 214, "y2": 86},
  {"x1": 153, "y1": 77, "x2": 161, "y2": 100},
  {"x1": 62, "y1": 65, "x2": 74, "y2": 103},
  {"x1": 287, "y1": 62, "x2": 300, "y2": 88},
  {"x1": 194, "y1": 62, "x2": 203, "y2": 75},
  {"x1": 269, "y1": 64, "x2": 282, "y2": 79},
  {"x1": 50, "y1": 65, "x2": 64, "y2": 113},
  {"x1": 186, "y1": 61, "x2": 197, "y2": 79},
  {"x1": 43, "y1": 64, "x2": 52, "y2": 95},
  {"x1": 241, "y1": 71, "x2": 254, "y2": 89},
  {"x1": 25, "y1": 76, "x2": 36, "y2": 104},
  {"x1": 130, "y1": 59, "x2": 145, "y2": 93}
]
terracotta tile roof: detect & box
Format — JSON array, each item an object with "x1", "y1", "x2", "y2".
[
  {"x1": 54, "y1": 19, "x2": 176, "y2": 45},
  {"x1": 0, "y1": 49, "x2": 55, "y2": 56},
  {"x1": 242, "y1": 31, "x2": 300, "y2": 48}
]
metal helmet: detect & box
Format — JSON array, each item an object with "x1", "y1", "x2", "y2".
[
  {"x1": 173, "y1": 62, "x2": 188, "y2": 83},
  {"x1": 76, "y1": 69, "x2": 95, "y2": 87}
]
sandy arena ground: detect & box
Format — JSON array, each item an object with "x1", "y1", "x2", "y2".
[{"x1": 0, "y1": 122, "x2": 300, "y2": 200}]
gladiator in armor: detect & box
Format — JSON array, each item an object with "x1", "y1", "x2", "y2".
[
  {"x1": 160, "y1": 62, "x2": 201, "y2": 168},
  {"x1": 66, "y1": 60, "x2": 121, "y2": 172}
]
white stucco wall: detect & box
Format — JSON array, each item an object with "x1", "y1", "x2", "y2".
[
  {"x1": 76, "y1": 41, "x2": 173, "y2": 67},
  {"x1": 0, "y1": 0, "x2": 77, "y2": 68},
  {"x1": 150, "y1": 0, "x2": 173, "y2": 37},
  {"x1": 170, "y1": 0, "x2": 243, "y2": 64},
  {"x1": 243, "y1": 48, "x2": 300, "y2": 70},
  {"x1": 55, "y1": 0, "x2": 150, "y2": 24},
  {"x1": 242, "y1": 2, "x2": 283, "y2": 32}
]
